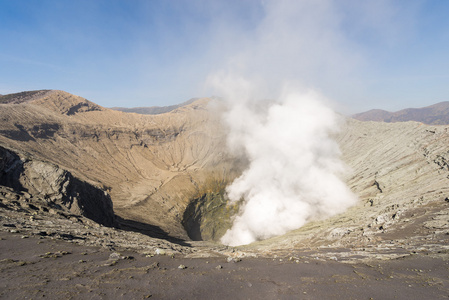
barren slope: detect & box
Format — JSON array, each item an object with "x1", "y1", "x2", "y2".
[{"x1": 0, "y1": 90, "x2": 236, "y2": 239}]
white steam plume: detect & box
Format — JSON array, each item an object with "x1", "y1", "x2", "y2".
[
  {"x1": 211, "y1": 75, "x2": 357, "y2": 246},
  {"x1": 204, "y1": 1, "x2": 360, "y2": 246}
]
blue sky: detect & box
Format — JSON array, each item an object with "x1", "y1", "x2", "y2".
[{"x1": 0, "y1": 0, "x2": 448, "y2": 113}]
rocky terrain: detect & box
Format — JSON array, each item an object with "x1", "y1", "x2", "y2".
[
  {"x1": 0, "y1": 146, "x2": 114, "y2": 227},
  {"x1": 2, "y1": 230, "x2": 447, "y2": 299},
  {"x1": 0, "y1": 90, "x2": 240, "y2": 240},
  {"x1": 352, "y1": 101, "x2": 449, "y2": 125},
  {"x1": 1, "y1": 90, "x2": 449, "y2": 297}
]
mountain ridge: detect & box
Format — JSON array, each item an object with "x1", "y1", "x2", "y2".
[
  {"x1": 352, "y1": 101, "x2": 449, "y2": 125},
  {"x1": 110, "y1": 98, "x2": 200, "y2": 115},
  {"x1": 0, "y1": 90, "x2": 200, "y2": 116}
]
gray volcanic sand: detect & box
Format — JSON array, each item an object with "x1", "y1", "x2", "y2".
[{"x1": 1, "y1": 232, "x2": 448, "y2": 299}]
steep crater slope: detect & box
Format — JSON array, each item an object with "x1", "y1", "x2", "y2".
[
  {"x1": 0, "y1": 90, "x2": 239, "y2": 240},
  {"x1": 181, "y1": 179, "x2": 241, "y2": 242}
]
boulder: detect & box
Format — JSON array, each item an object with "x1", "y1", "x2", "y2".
[{"x1": 0, "y1": 146, "x2": 115, "y2": 226}]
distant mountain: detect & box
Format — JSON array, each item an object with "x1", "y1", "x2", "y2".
[
  {"x1": 110, "y1": 98, "x2": 199, "y2": 115},
  {"x1": 352, "y1": 101, "x2": 449, "y2": 125}
]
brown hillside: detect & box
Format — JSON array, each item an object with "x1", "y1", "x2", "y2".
[{"x1": 0, "y1": 91, "x2": 237, "y2": 239}]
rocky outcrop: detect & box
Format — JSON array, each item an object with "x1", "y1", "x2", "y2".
[
  {"x1": 0, "y1": 185, "x2": 194, "y2": 255},
  {"x1": 0, "y1": 146, "x2": 115, "y2": 226}
]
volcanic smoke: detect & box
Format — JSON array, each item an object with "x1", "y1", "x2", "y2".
[{"x1": 214, "y1": 78, "x2": 357, "y2": 246}]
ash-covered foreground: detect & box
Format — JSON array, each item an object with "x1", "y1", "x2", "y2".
[{"x1": 1, "y1": 231, "x2": 448, "y2": 299}]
